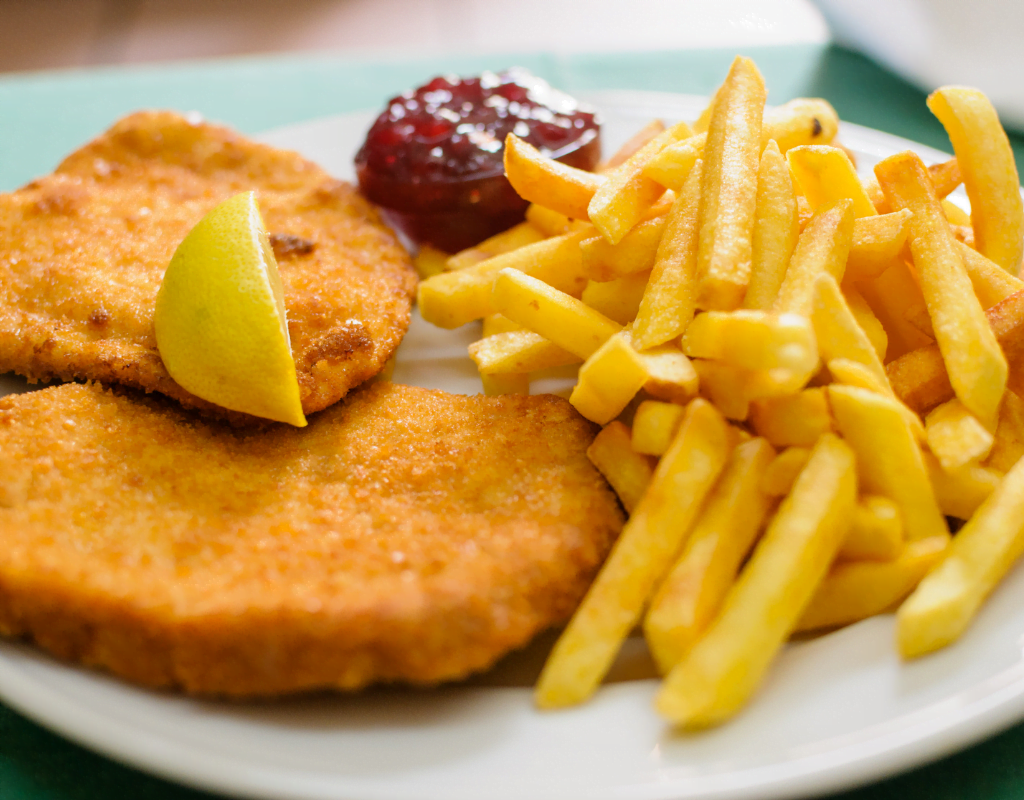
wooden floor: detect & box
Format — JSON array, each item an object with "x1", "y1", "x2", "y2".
[{"x1": 0, "y1": 0, "x2": 827, "y2": 74}]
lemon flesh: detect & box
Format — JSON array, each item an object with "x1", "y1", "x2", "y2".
[{"x1": 154, "y1": 191, "x2": 307, "y2": 426}]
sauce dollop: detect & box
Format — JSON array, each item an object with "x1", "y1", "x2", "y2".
[{"x1": 355, "y1": 68, "x2": 600, "y2": 252}]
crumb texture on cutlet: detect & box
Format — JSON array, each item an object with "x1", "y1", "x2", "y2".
[
  {"x1": 0, "y1": 111, "x2": 417, "y2": 422},
  {"x1": 0, "y1": 382, "x2": 623, "y2": 696}
]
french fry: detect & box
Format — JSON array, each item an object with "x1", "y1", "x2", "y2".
[
  {"x1": 924, "y1": 451, "x2": 1002, "y2": 519},
  {"x1": 644, "y1": 438, "x2": 775, "y2": 673},
  {"x1": 838, "y1": 495, "x2": 904, "y2": 562},
  {"x1": 773, "y1": 199, "x2": 854, "y2": 316},
  {"x1": 586, "y1": 421, "x2": 655, "y2": 514},
  {"x1": 846, "y1": 209, "x2": 913, "y2": 282},
  {"x1": 631, "y1": 160, "x2": 703, "y2": 351},
  {"x1": 446, "y1": 222, "x2": 546, "y2": 270},
  {"x1": 635, "y1": 344, "x2": 699, "y2": 404},
  {"x1": 749, "y1": 389, "x2": 831, "y2": 448},
  {"x1": 925, "y1": 398, "x2": 994, "y2": 470},
  {"x1": 986, "y1": 390, "x2": 1024, "y2": 472},
  {"x1": 468, "y1": 330, "x2": 579, "y2": 374},
  {"x1": 898, "y1": 454, "x2": 1024, "y2": 658},
  {"x1": 588, "y1": 121, "x2": 693, "y2": 244},
  {"x1": 797, "y1": 537, "x2": 947, "y2": 632},
  {"x1": 481, "y1": 313, "x2": 523, "y2": 337},
  {"x1": 526, "y1": 203, "x2": 572, "y2": 236},
  {"x1": 656, "y1": 434, "x2": 857, "y2": 727},
  {"x1": 580, "y1": 215, "x2": 667, "y2": 281},
  {"x1": 696, "y1": 56, "x2": 766, "y2": 310},
  {"x1": 632, "y1": 400, "x2": 687, "y2": 456},
  {"x1": 875, "y1": 150, "x2": 1007, "y2": 427},
  {"x1": 417, "y1": 228, "x2": 592, "y2": 329},
  {"x1": 957, "y1": 241, "x2": 1024, "y2": 309},
  {"x1": 827, "y1": 358, "x2": 925, "y2": 442},
  {"x1": 412, "y1": 244, "x2": 449, "y2": 278},
  {"x1": 480, "y1": 372, "x2": 529, "y2": 396},
  {"x1": 682, "y1": 310, "x2": 818, "y2": 376},
  {"x1": 503, "y1": 133, "x2": 605, "y2": 221},
  {"x1": 693, "y1": 84, "x2": 723, "y2": 134},
  {"x1": 787, "y1": 145, "x2": 877, "y2": 218},
  {"x1": 943, "y1": 199, "x2": 972, "y2": 227},
  {"x1": 693, "y1": 360, "x2": 751, "y2": 420},
  {"x1": 844, "y1": 284, "x2": 889, "y2": 362},
  {"x1": 856, "y1": 261, "x2": 936, "y2": 361},
  {"x1": 928, "y1": 86, "x2": 1024, "y2": 273},
  {"x1": 536, "y1": 399, "x2": 731, "y2": 708},
  {"x1": 761, "y1": 446, "x2": 811, "y2": 496},
  {"x1": 581, "y1": 273, "x2": 649, "y2": 325},
  {"x1": 643, "y1": 132, "x2": 706, "y2": 192},
  {"x1": 812, "y1": 273, "x2": 887, "y2": 386},
  {"x1": 829, "y1": 385, "x2": 949, "y2": 542},
  {"x1": 492, "y1": 268, "x2": 621, "y2": 360},
  {"x1": 570, "y1": 332, "x2": 650, "y2": 424},
  {"x1": 601, "y1": 119, "x2": 666, "y2": 171},
  {"x1": 762, "y1": 98, "x2": 840, "y2": 152},
  {"x1": 743, "y1": 139, "x2": 800, "y2": 310},
  {"x1": 867, "y1": 158, "x2": 962, "y2": 214}
]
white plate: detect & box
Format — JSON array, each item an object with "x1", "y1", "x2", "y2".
[{"x1": 1, "y1": 91, "x2": 1018, "y2": 800}]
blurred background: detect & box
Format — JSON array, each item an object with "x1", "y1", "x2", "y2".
[{"x1": 0, "y1": 0, "x2": 829, "y2": 73}]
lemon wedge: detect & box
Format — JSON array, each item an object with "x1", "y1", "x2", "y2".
[{"x1": 154, "y1": 191, "x2": 307, "y2": 426}]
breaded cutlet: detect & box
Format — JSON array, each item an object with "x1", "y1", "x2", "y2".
[
  {"x1": 0, "y1": 111, "x2": 417, "y2": 423},
  {"x1": 0, "y1": 382, "x2": 623, "y2": 696}
]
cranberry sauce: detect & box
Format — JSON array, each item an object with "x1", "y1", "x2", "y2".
[{"x1": 355, "y1": 68, "x2": 600, "y2": 252}]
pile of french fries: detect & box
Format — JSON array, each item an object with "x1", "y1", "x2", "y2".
[{"x1": 415, "y1": 56, "x2": 1024, "y2": 728}]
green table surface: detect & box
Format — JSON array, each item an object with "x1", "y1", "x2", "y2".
[{"x1": 2, "y1": 43, "x2": 1024, "y2": 800}]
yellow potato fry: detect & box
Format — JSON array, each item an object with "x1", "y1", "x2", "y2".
[
  {"x1": 570, "y1": 332, "x2": 649, "y2": 424},
  {"x1": 958, "y1": 240, "x2": 1024, "y2": 309},
  {"x1": 601, "y1": 119, "x2": 666, "y2": 171},
  {"x1": 632, "y1": 400, "x2": 687, "y2": 456},
  {"x1": 846, "y1": 209, "x2": 913, "y2": 282},
  {"x1": 417, "y1": 228, "x2": 591, "y2": 329},
  {"x1": 446, "y1": 222, "x2": 546, "y2": 270},
  {"x1": 694, "y1": 359, "x2": 809, "y2": 421},
  {"x1": 875, "y1": 150, "x2": 1008, "y2": 427},
  {"x1": 856, "y1": 261, "x2": 936, "y2": 360},
  {"x1": 480, "y1": 372, "x2": 529, "y2": 396},
  {"x1": 468, "y1": 330, "x2": 579, "y2": 374},
  {"x1": 838, "y1": 495, "x2": 904, "y2": 562},
  {"x1": 683, "y1": 310, "x2": 818, "y2": 377},
  {"x1": 829, "y1": 385, "x2": 949, "y2": 542},
  {"x1": 868, "y1": 158, "x2": 962, "y2": 214},
  {"x1": 924, "y1": 451, "x2": 1002, "y2": 519},
  {"x1": 412, "y1": 244, "x2": 449, "y2": 278},
  {"x1": 787, "y1": 145, "x2": 877, "y2": 218},
  {"x1": 943, "y1": 199, "x2": 971, "y2": 227},
  {"x1": 586, "y1": 421, "x2": 655, "y2": 514},
  {"x1": 827, "y1": 358, "x2": 925, "y2": 442},
  {"x1": 925, "y1": 398, "x2": 994, "y2": 471},
  {"x1": 744, "y1": 139, "x2": 800, "y2": 310},
  {"x1": 986, "y1": 390, "x2": 1024, "y2": 472},
  {"x1": 928, "y1": 87, "x2": 1024, "y2": 273},
  {"x1": 632, "y1": 159, "x2": 703, "y2": 351},
  {"x1": 656, "y1": 434, "x2": 857, "y2": 727},
  {"x1": 526, "y1": 203, "x2": 572, "y2": 236},
  {"x1": 503, "y1": 133, "x2": 605, "y2": 221},
  {"x1": 693, "y1": 84, "x2": 723, "y2": 134},
  {"x1": 773, "y1": 199, "x2": 855, "y2": 316},
  {"x1": 481, "y1": 313, "x2": 523, "y2": 337},
  {"x1": 492, "y1": 268, "x2": 621, "y2": 360},
  {"x1": 588, "y1": 121, "x2": 693, "y2": 244},
  {"x1": 762, "y1": 98, "x2": 840, "y2": 153},
  {"x1": 580, "y1": 215, "x2": 667, "y2": 281},
  {"x1": 843, "y1": 285, "x2": 889, "y2": 362},
  {"x1": 696, "y1": 57, "x2": 766, "y2": 310},
  {"x1": 644, "y1": 438, "x2": 775, "y2": 673},
  {"x1": 581, "y1": 272, "x2": 649, "y2": 325},
  {"x1": 635, "y1": 344, "x2": 699, "y2": 404},
  {"x1": 797, "y1": 537, "x2": 947, "y2": 632},
  {"x1": 761, "y1": 446, "x2": 811, "y2": 496},
  {"x1": 536, "y1": 399, "x2": 731, "y2": 708},
  {"x1": 749, "y1": 388, "x2": 831, "y2": 447},
  {"x1": 643, "y1": 132, "x2": 706, "y2": 192},
  {"x1": 898, "y1": 454, "x2": 1024, "y2": 659},
  {"x1": 812, "y1": 273, "x2": 887, "y2": 386}
]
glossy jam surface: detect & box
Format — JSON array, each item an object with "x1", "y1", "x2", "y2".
[{"x1": 355, "y1": 68, "x2": 601, "y2": 252}]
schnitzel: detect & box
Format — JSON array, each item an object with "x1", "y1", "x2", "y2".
[
  {"x1": 0, "y1": 381, "x2": 623, "y2": 696},
  {"x1": 0, "y1": 111, "x2": 416, "y2": 423}
]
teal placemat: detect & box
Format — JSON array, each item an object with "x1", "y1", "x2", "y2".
[{"x1": 2, "y1": 43, "x2": 1024, "y2": 800}]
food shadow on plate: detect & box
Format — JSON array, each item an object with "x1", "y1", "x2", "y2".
[{"x1": 0, "y1": 372, "x2": 39, "y2": 396}]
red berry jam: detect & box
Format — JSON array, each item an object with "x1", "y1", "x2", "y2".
[{"x1": 355, "y1": 68, "x2": 601, "y2": 252}]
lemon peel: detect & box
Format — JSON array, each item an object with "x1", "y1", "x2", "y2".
[{"x1": 154, "y1": 191, "x2": 307, "y2": 426}]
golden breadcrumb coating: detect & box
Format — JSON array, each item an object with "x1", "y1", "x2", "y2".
[
  {"x1": 0, "y1": 111, "x2": 416, "y2": 422},
  {"x1": 0, "y1": 382, "x2": 623, "y2": 696}
]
